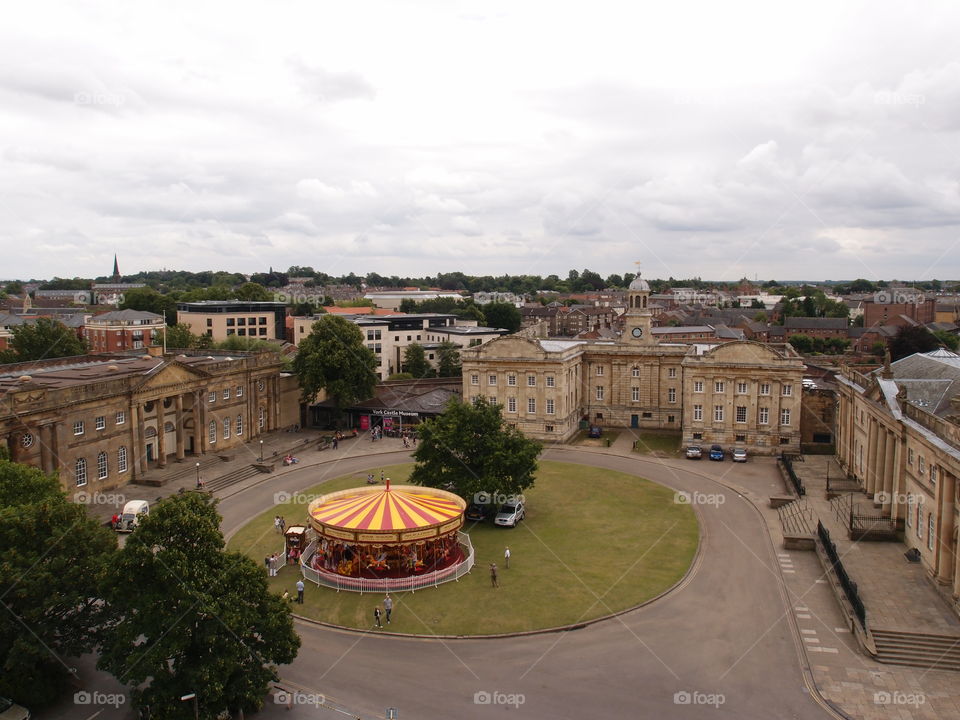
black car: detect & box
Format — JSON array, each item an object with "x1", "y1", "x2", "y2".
[
  {"x1": 587, "y1": 425, "x2": 602, "y2": 438},
  {"x1": 465, "y1": 503, "x2": 494, "y2": 522}
]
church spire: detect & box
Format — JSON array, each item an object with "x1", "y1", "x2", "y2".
[{"x1": 112, "y1": 254, "x2": 121, "y2": 282}]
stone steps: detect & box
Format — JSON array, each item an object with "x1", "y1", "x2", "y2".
[
  {"x1": 873, "y1": 629, "x2": 960, "y2": 671},
  {"x1": 204, "y1": 465, "x2": 264, "y2": 493}
]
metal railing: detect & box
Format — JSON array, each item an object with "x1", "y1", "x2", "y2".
[
  {"x1": 299, "y1": 532, "x2": 475, "y2": 594},
  {"x1": 781, "y1": 454, "x2": 806, "y2": 496},
  {"x1": 777, "y1": 499, "x2": 814, "y2": 535},
  {"x1": 817, "y1": 521, "x2": 867, "y2": 628}
]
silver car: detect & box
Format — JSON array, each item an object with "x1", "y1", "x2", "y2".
[
  {"x1": 732, "y1": 448, "x2": 748, "y2": 463},
  {"x1": 494, "y1": 500, "x2": 525, "y2": 527}
]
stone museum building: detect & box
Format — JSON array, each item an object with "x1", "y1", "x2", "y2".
[
  {"x1": 462, "y1": 272, "x2": 805, "y2": 454},
  {"x1": 0, "y1": 350, "x2": 298, "y2": 492}
]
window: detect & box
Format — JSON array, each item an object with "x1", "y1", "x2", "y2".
[
  {"x1": 736, "y1": 406, "x2": 747, "y2": 423},
  {"x1": 760, "y1": 383, "x2": 771, "y2": 395},
  {"x1": 471, "y1": 374, "x2": 479, "y2": 386},
  {"x1": 632, "y1": 367, "x2": 640, "y2": 378},
  {"x1": 489, "y1": 396, "x2": 497, "y2": 404},
  {"x1": 96, "y1": 416, "x2": 105, "y2": 431},
  {"x1": 916, "y1": 502, "x2": 923, "y2": 538},
  {"x1": 237, "y1": 385, "x2": 243, "y2": 398},
  {"x1": 226, "y1": 318, "x2": 235, "y2": 327},
  {"x1": 209, "y1": 420, "x2": 217, "y2": 444},
  {"x1": 488, "y1": 374, "x2": 497, "y2": 386},
  {"x1": 694, "y1": 381, "x2": 704, "y2": 393},
  {"x1": 97, "y1": 451, "x2": 108, "y2": 480},
  {"x1": 780, "y1": 409, "x2": 791, "y2": 426},
  {"x1": 223, "y1": 418, "x2": 230, "y2": 439},
  {"x1": 206, "y1": 318, "x2": 212, "y2": 327},
  {"x1": 596, "y1": 366, "x2": 604, "y2": 376},
  {"x1": 735, "y1": 434, "x2": 746, "y2": 442},
  {"x1": 74, "y1": 420, "x2": 84, "y2": 436},
  {"x1": 928, "y1": 512, "x2": 935, "y2": 550},
  {"x1": 632, "y1": 387, "x2": 640, "y2": 402},
  {"x1": 259, "y1": 328, "x2": 267, "y2": 336},
  {"x1": 259, "y1": 317, "x2": 267, "y2": 325},
  {"x1": 668, "y1": 388, "x2": 676, "y2": 403},
  {"x1": 75, "y1": 458, "x2": 87, "y2": 487},
  {"x1": 545, "y1": 425, "x2": 554, "y2": 433},
  {"x1": 714, "y1": 405, "x2": 724, "y2": 422},
  {"x1": 237, "y1": 329, "x2": 246, "y2": 336},
  {"x1": 20, "y1": 433, "x2": 33, "y2": 448},
  {"x1": 258, "y1": 407, "x2": 265, "y2": 429},
  {"x1": 759, "y1": 407, "x2": 769, "y2": 425},
  {"x1": 507, "y1": 374, "x2": 517, "y2": 386},
  {"x1": 596, "y1": 386, "x2": 604, "y2": 401},
  {"x1": 527, "y1": 398, "x2": 536, "y2": 414},
  {"x1": 736, "y1": 381, "x2": 747, "y2": 394},
  {"x1": 692, "y1": 432, "x2": 703, "y2": 440},
  {"x1": 546, "y1": 399, "x2": 555, "y2": 414},
  {"x1": 908, "y1": 448, "x2": 914, "y2": 466},
  {"x1": 782, "y1": 384, "x2": 792, "y2": 396},
  {"x1": 116, "y1": 410, "x2": 125, "y2": 425},
  {"x1": 693, "y1": 404, "x2": 703, "y2": 421},
  {"x1": 668, "y1": 415, "x2": 675, "y2": 423},
  {"x1": 236, "y1": 415, "x2": 243, "y2": 436},
  {"x1": 118, "y1": 446, "x2": 128, "y2": 473},
  {"x1": 208, "y1": 392, "x2": 216, "y2": 404},
  {"x1": 918, "y1": 456, "x2": 925, "y2": 475},
  {"x1": 527, "y1": 375, "x2": 536, "y2": 387},
  {"x1": 714, "y1": 381, "x2": 725, "y2": 393},
  {"x1": 668, "y1": 367, "x2": 677, "y2": 378},
  {"x1": 507, "y1": 398, "x2": 517, "y2": 413},
  {"x1": 223, "y1": 388, "x2": 230, "y2": 400},
  {"x1": 546, "y1": 376, "x2": 555, "y2": 387},
  {"x1": 906, "y1": 495, "x2": 912, "y2": 527},
  {"x1": 931, "y1": 465, "x2": 938, "y2": 485}
]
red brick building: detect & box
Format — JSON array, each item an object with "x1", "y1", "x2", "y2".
[
  {"x1": 862, "y1": 289, "x2": 935, "y2": 327},
  {"x1": 84, "y1": 310, "x2": 166, "y2": 352}
]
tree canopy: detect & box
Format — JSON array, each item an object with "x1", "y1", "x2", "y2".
[
  {"x1": 482, "y1": 302, "x2": 521, "y2": 332},
  {"x1": 0, "y1": 317, "x2": 87, "y2": 363},
  {"x1": 291, "y1": 314, "x2": 378, "y2": 408},
  {"x1": 98, "y1": 493, "x2": 300, "y2": 719},
  {"x1": 402, "y1": 343, "x2": 433, "y2": 378},
  {"x1": 436, "y1": 340, "x2": 462, "y2": 377},
  {"x1": 409, "y1": 397, "x2": 541, "y2": 501},
  {"x1": 889, "y1": 325, "x2": 940, "y2": 361}
]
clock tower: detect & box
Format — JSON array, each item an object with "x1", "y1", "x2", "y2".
[{"x1": 624, "y1": 268, "x2": 655, "y2": 345}]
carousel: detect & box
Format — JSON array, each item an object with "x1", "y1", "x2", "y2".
[{"x1": 301, "y1": 479, "x2": 474, "y2": 592}]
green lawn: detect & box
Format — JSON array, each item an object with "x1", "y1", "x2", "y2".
[
  {"x1": 630, "y1": 431, "x2": 682, "y2": 456},
  {"x1": 571, "y1": 429, "x2": 621, "y2": 447},
  {"x1": 227, "y1": 461, "x2": 698, "y2": 635}
]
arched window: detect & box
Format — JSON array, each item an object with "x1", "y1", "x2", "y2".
[
  {"x1": 236, "y1": 414, "x2": 243, "y2": 436},
  {"x1": 164, "y1": 422, "x2": 175, "y2": 432},
  {"x1": 97, "y1": 451, "x2": 108, "y2": 480},
  {"x1": 209, "y1": 420, "x2": 217, "y2": 444},
  {"x1": 118, "y1": 446, "x2": 128, "y2": 473},
  {"x1": 223, "y1": 417, "x2": 231, "y2": 439},
  {"x1": 75, "y1": 458, "x2": 87, "y2": 487},
  {"x1": 144, "y1": 426, "x2": 157, "y2": 438}
]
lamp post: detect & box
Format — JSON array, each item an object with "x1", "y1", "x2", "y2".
[
  {"x1": 180, "y1": 693, "x2": 198, "y2": 720},
  {"x1": 195, "y1": 462, "x2": 201, "y2": 489},
  {"x1": 259, "y1": 439, "x2": 263, "y2": 463}
]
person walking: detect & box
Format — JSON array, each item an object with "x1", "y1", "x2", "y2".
[
  {"x1": 296, "y1": 579, "x2": 305, "y2": 604},
  {"x1": 274, "y1": 516, "x2": 281, "y2": 533},
  {"x1": 490, "y1": 562, "x2": 499, "y2": 588},
  {"x1": 333, "y1": 436, "x2": 338, "y2": 450},
  {"x1": 264, "y1": 554, "x2": 271, "y2": 573},
  {"x1": 279, "y1": 516, "x2": 286, "y2": 533},
  {"x1": 268, "y1": 554, "x2": 277, "y2": 577},
  {"x1": 383, "y1": 594, "x2": 393, "y2": 624},
  {"x1": 504, "y1": 546, "x2": 511, "y2": 569},
  {"x1": 373, "y1": 605, "x2": 383, "y2": 628}
]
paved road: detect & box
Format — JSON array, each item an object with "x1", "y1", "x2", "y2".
[{"x1": 214, "y1": 450, "x2": 836, "y2": 720}]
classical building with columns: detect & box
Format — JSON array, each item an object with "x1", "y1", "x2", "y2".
[
  {"x1": 836, "y1": 349, "x2": 960, "y2": 607},
  {"x1": 462, "y1": 272, "x2": 805, "y2": 454},
  {"x1": 0, "y1": 350, "x2": 299, "y2": 492}
]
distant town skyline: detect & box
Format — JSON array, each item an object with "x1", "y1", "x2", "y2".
[{"x1": 2, "y1": 2, "x2": 960, "y2": 281}]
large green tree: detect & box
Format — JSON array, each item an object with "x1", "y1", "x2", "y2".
[
  {"x1": 98, "y1": 493, "x2": 300, "y2": 719},
  {"x1": 3, "y1": 317, "x2": 87, "y2": 362},
  {"x1": 162, "y1": 323, "x2": 199, "y2": 349},
  {"x1": 933, "y1": 330, "x2": 959, "y2": 351},
  {"x1": 0, "y1": 461, "x2": 117, "y2": 707},
  {"x1": 234, "y1": 282, "x2": 273, "y2": 301},
  {"x1": 410, "y1": 397, "x2": 541, "y2": 501},
  {"x1": 292, "y1": 315, "x2": 377, "y2": 408},
  {"x1": 436, "y1": 340, "x2": 462, "y2": 377},
  {"x1": 889, "y1": 325, "x2": 939, "y2": 361},
  {"x1": 402, "y1": 343, "x2": 433, "y2": 378},
  {"x1": 120, "y1": 287, "x2": 178, "y2": 325},
  {"x1": 482, "y1": 302, "x2": 521, "y2": 332}
]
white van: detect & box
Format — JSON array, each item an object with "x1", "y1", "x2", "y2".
[{"x1": 116, "y1": 500, "x2": 150, "y2": 533}]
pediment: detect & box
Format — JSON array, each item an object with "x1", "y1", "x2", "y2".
[{"x1": 133, "y1": 361, "x2": 210, "y2": 394}]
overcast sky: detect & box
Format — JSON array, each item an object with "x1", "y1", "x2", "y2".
[{"x1": 2, "y1": 1, "x2": 960, "y2": 283}]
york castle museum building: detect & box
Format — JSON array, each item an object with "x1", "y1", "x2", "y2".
[{"x1": 462, "y1": 273, "x2": 805, "y2": 454}]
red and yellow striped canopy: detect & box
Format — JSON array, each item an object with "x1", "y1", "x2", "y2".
[{"x1": 308, "y1": 484, "x2": 466, "y2": 542}]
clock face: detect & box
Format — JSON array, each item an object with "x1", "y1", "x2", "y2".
[{"x1": 632, "y1": 327, "x2": 643, "y2": 338}]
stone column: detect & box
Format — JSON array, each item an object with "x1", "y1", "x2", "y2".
[
  {"x1": 868, "y1": 418, "x2": 881, "y2": 495},
  {"x1": 936, "y1": 470, "x2": 956, "y2": 585},
  {"x1": 135, "y1": 403, "x2": 148, "y2": 475},
  {"x1": 273, "y1": 376, "x2": 281, "y2": 431},
  {"x1": 39, "y1": 424, "x2": 53, "y2": 474},
  {"x1": 881, "y1": 429, "x2": 895, "y2": 514},
  {"x1": 175, "y1": 394, "x2": 185, "y2": 461},
  {"x1": 156, "y1": 398, "x2": 167, "y2": 469}
]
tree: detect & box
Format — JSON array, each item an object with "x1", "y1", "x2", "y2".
[
  {"x1": 5, "y1": 317, "x2": 87, "y2": 361},
  {"x1": 4, "y1": 281, "x2": 24, "y2": 296},
  {"x1": 234, "y1": 282, "x2": 273, "y2": 301},
  {"x1": 889, "y1": 325, "x2": 939, "y2": 361},
  {"x1": 292, "y1": 315, "x2": 378, "y2": 410},
  {"x1": 409, "y1": 397, "x2": 541, "y2": 501},
  {"x1": 933, "y1": 330, "x2": 959, "y2": 351},
  {"x1": 162, "y1": 323, "x2": 198, "y2": 349},
  {"x1": 403, "y1": 343, "x2": 433, "y2": 378},
  {"x1": 788, "y1": 334, "x2": 814, "y2": 354},
  {"x1": 436, "y1": 340, "x2": 462, "y2": 377},
  {"x1": 0, "y1": 461, "x2": 117, "y2": 708},
  {"x1": 483, "y1": 302, "x2": 521, "y2": 332},
  {"x1": 98, "y1": 493, "x2": 300, "y2": 719},
  {"x1": 121, "y1": 287, "x2": 178, "y2": 325}
]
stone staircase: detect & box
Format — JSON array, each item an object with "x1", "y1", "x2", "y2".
[
  {"x1": 138, "y1": 456, "x2": 222, "y2": 487},
  {"x1": 872, "y1": 629, "x2": 960, "y2": 671},
  {"x1": 204, "y1": 465, "x2": 266, "y2": 493}
]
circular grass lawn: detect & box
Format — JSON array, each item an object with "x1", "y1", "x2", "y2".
[{"x1": 227, "y1": 461, "x2": 699, "y2": 636}]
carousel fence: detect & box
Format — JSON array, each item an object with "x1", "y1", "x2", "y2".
[{"x1": 299, "y1": 532, "x2": 475, "y2": 594}]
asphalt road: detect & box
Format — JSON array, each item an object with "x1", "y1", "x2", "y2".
[{"x1": 217, "y1": 450, "x2": 835, "y2": 720}]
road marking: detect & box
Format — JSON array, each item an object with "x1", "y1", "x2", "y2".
[
  {"x1": 796, "y1": 613, "x2": 812, "y2": 619},
  {"x1": 807, "y1": 646, "x2": 839, "y2": 653},
  {"x1": 795, "y1": 606, "x2": 809, "y2": 611},
  {"x1": 816, "y1": 579, "x2": 827, "y2": 584},
  {"x1": 803, "y1": 637, "x2": 821, "y2": 643},
  {"x1": 834, "y1": 628, "x2": 851, "y2": 633},
  {"x1": 778, "y1": 553, "x2": 790, "y2": 558},
  {"x1": 801, "y1": 629, "x2": 816, "y2": 634},
  {"x1": 782, "y1": 569, "x2": 796, "y2": 574}
]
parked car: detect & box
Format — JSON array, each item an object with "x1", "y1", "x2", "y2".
[
  {"x1": 116, "y1": 500, "x2": 150, "y2": 533},
  {"x1": 709, "y1": 445, "x2": 725, "y2": 461},
  {"x1": 685, "y1": 446, "x2": 702, "y2": 459},
  {"x1": 465, "y1": 502, "x2": 494, "y2": 522},
  {"x1": 587, "y1": 425, "x2": 602, "y2": 438},
  {"x1": 0, "y1": 697, "x2": 30, "y2": 720},
  {"x1": 732, "y1": 448, "x2": 748, "y2": 463},
  {"x1": 495, "y1": 500, "x2": 525, "y2": 527}
]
